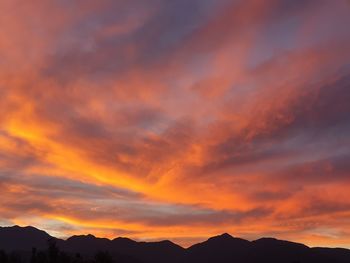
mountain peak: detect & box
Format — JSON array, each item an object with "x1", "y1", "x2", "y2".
[
  {"x1": 1, "y1": 225, "x2": 51, "y2": 236},
  {"x1": 145, "y1": 239, "x2": 184, "y2": 250},
  {"x1": 188, "y1": 232, "x2": 249, "y2": 252},
  {"x1": 219, "y1": 233, "x2": 233, "y2": 239},
  {"x1": 67, "y1": 233, "x2": 100, "y2": 241},
  {"x1": 3, "y1": 225, "x2": 40, "y2": 231},
  {"x1": 208, "y1": 233, "x2": 234, "y2": 242},
  {"x1": 112, "y1": 236, "x2": 137, "y2": 246}
]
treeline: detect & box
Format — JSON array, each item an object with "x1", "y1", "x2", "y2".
[{"x1": 0, "y1": 239, "x2": 115, "y2": 263}]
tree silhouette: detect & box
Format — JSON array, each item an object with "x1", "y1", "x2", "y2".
[
  {"x1": 30, "y1": 248, "x2": 37, "y2": 263},
  {"x1": 72, "y1": 253, "x2": 82, "y2": 263},
  {"x1": 47, "y1": 239, "x2": 59, "y2": 263},
  {"x1": 8, "y1": 252, "x2": 22, "y2": 263},
  {"x1": 94, "y1": 251, "x2": 114, "y2": 263},
  {"x1": 35, "y1": 251, "x2": 47, "y2": 263},
  {"x1": 0, "y1": 250, "x2": 8, "y2": 263}
]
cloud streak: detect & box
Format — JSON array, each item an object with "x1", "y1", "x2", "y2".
[{"x1": 0, "y1": 0, "x2": 350, "y2": 248}]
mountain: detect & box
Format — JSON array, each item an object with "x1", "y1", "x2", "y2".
[
  {"x1": 60, "y1": 235, "x2": 184, "y2": 263},
  {"x1": 1, "y1": 226, "x2": 350, "y2": 263},
  {"x1": 61, "y1": 234, "x2": 111, "y2": 253},
  {"x1": 186, "y1": 233, "x2": 251, "y2": 262},
  {"x1": 0, "y1": 226, "x2": 52, "y2": 251}
]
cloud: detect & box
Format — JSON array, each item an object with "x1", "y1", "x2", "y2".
[{"x1": 0, "y1": 0, "x2": 350, "y2": 247}]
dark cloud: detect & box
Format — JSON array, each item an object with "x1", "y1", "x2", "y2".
[
  {"x1": 194, "y1": 72, "x2": 350, "y2": 176},
  {"x1": 0, "y1": 174, "x2": 142, "y2": 201},
  {"x1": 275, "y1": 153, "x2": 350, "y2": 185},
  {"x1": 42, "y1": 0, "x2": 226, "y2": 81}
]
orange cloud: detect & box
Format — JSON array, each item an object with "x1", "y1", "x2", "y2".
[{"x1": 0, "y1": 0, "x2": 350, "y2": 248}]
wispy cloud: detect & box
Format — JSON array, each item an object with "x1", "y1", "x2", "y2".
[{"x1": 0, "y1": 0, "x2": 350, "y2": 248}]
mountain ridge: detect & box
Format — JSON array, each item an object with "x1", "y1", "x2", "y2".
[{"x1": 1, "y1": 225, "x2": 350, "y2": 263}]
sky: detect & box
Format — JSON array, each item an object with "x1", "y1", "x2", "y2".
[{"x1": 0, "y1": 0, "x2": 350, "y2": 248}]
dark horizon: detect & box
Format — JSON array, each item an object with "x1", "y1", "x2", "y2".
[
  {"x1": 1, "y1": 225, "x2": 350, "y2": 263},
  {"x1": 1, "y1": 225, "x2": 348, "y2": 250}
]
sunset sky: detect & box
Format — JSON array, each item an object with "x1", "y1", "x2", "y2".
[{"x1": 1, "y1": 0, "x2": 350, "y2": 248}]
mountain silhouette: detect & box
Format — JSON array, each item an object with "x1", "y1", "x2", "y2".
[
  {"x1": 1, "y1": 226, "x2": 350, "y2": 263},
  {"x1": 186, "y1": 233, "x2": 251, "y2": 262},
  {"x1": 0, "y1": 226, "x2": 51, "y2": 251}
]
